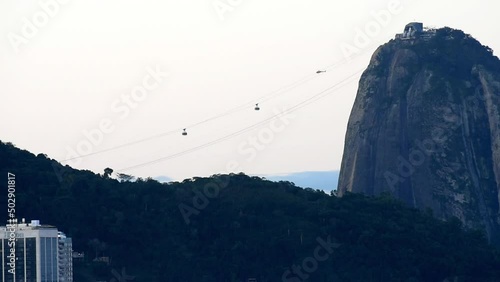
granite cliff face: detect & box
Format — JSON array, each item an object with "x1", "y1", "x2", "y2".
[{"x1": 337, "y1": 27, "x2": 500, "y2": 243}]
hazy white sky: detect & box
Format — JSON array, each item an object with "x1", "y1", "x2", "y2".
[{"x1": 1, "y1": 0, "x2": 499, "y2": 181}]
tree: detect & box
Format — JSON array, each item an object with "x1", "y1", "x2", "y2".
[
  {"x1": 117, "y1": 173, "x2": 135, "y2": 182},
  {"x1": 103, "y1": 167, "x2": 113, "y2": 179},
  {"x1": 88, "y1": 238, "x2": 107, "y2": 259}
]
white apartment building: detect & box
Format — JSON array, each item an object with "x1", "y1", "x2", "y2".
[{"x1": 0, "y1": 220, "x2": 73, "y2": 282}]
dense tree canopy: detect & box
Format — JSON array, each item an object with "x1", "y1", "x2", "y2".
[{"x1": 1, "y1": 141, "x2": 499, "y2": 281}]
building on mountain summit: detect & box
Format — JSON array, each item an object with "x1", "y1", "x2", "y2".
[{"x1": 395, "y1": 22, "x2": 436, "y2": 40}]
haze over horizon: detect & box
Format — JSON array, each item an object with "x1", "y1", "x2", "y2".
[{"x1": 1, "y1": 0, "x2": 499, "y2": 183}]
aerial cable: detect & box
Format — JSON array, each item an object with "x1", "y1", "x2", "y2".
[
  {"x1": 61, "y1": 45, "x2": 374, "y2": 163},
  {"x1": 61, "y1": 71, "x2": 319, "y2": 162},
  {"x1": 117, "y1": 68, "x2": 364, "y2": 172}
]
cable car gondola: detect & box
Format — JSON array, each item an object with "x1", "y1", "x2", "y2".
[
  {"x1": 182, "y1": 128, "x2": 187, "y2": 136},
  {"x1": 254, "y1": 103, "x2": 260, "y2": 111}
]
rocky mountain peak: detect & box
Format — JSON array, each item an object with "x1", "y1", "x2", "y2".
[{"x1": 337, "y1": 25, "x2": 500, "y2": 244}]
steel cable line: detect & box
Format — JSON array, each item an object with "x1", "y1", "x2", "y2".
[
  {"x1": 61, "y1": 43, "x2": 377, "y2": 163},
  {"x1": 188, "y1": 72, "x2": 318, "y2": 127},
  {"x1": 60, "y1": 73, "x2": 316, "y2": 163},
  {"x1": 60, "y1": 73, "x2": 318, "y2": 163},
  {"x1": 117, "y1": 68, "x2": 364, "y2": 172}
]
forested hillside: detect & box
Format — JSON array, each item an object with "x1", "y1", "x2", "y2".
[{"x1": 1, "y1": 141, "x2": 499, "y2": 281}]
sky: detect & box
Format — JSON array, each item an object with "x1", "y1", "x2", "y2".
[{"x1": 1, "y1": 0, "x2": 499, "y2": 183}]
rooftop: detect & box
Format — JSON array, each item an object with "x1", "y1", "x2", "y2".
[{"x1": 1, "y1": 219, "x2": 56, "y2": 230}]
